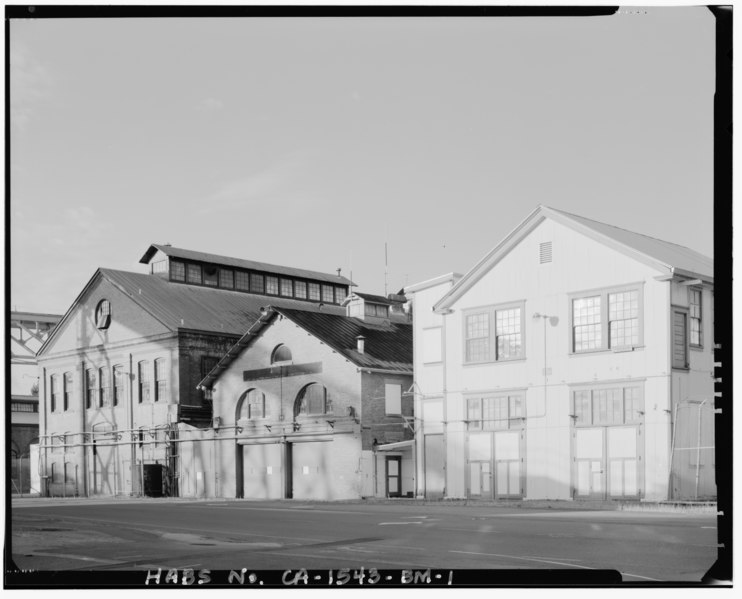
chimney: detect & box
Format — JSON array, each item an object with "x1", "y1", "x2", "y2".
[{"x1": 356, "y1": 335, "x2": 366, "y2": 354}]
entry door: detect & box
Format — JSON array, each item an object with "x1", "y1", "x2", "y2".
[
  {"x1": 424, "y1": 434, "x2": 445, "y2": 498},
  {"x1": 607, "y1": 427, "x2": 639, "y2": 498},
  {"x1": 494, "y1": 430, "x2": 522, "y2": 498},
  {"x1": 386, "y1": 456, "x2": 402, "y2": 497},
  {"x1": 574, "y1": 428, "x2": 604, "y2": 498}
]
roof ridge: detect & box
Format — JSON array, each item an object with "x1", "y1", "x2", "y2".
[{"x1": 546, "y1": 206, "x2": 711, "y2": 260}]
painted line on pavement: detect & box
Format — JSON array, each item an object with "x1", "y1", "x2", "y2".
[
  {"x1": 204, "y1": 504, "x2": 384, "y2": 517},
  {"x1": 451, "y1": 550, "x2": 596, "y2": 570},
  {"x1": 24, "y1": 552, "x2": 123, "y2": 565},
  {"x1": 620, "y1": 572, "x2": 661, "y2": 581},
  {"x1": 378, "y1": 521, "x2": 422, "y2": 526}
]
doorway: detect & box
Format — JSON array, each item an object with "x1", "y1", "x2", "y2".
[{"x1": 385, "y1": 456, "x2": 402, "y2": 497}]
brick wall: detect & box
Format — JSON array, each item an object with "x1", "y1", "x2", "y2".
[{"x1": 360, "y1": 372, "x2": 413, "y2": 450}]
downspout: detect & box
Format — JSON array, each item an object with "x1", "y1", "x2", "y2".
[
  {"x1": 441, "y1": 310, "x2": 449, "y2": 498},
  {"x1": 42, "y1": 367, "x2": 48, "y2": 497},
  {"x1": 129, "y1": 353, "x2": 136, "y2": 495},
  {"x1": 80, "y1": 359, "x2": 88, "y2": 497}
]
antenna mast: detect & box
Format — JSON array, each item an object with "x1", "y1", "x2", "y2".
[{"x1": 384, "y1": 242, "x2": 388, "y2": 296}]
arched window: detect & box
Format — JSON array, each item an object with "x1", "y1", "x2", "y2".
[
  {"x1": 294, "y1": 383, "x2": 333, "y2": 418},
  {"x1": 236, "y1": 389, "x2": 269, "y2": 421},
  {"x1": 271, "y1": 344, "x2": 292, "y2": 364}
]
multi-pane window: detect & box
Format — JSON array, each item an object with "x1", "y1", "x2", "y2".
[
  {"x1": 571, "y1": 286, "x2": 643, "y2": 352},
  {"x1": 689, "y1": 288, "x2": 702, "y2": 347},
  {"x1": 335, "y1": 287, "x2": 347, "y2": 304},
  {"x1": 365, "y1": 303, "x2": 389, "y2": 318},
  {"x1": 113, "y1": 365, "x2": 124, "y2": 407},
  {"x1": 608, "y1": 290, "x2": 639, "y2": 348},
  {"x1": 154, "y1": 358, "x2": 167, "y2": 402},
  {"x1": 295, "y1": 384, "x2": 332, "y2": 416},
  {"x1": 294, "y1": 281, "x2": 307, "y2": 299},
  {"x1": 170, "y1": 261, "x2": 186, "y2": 282},
  {"x1": 321, "y1": 284, "x2": 334, "y2": 303},
  {"x1": 203, "y1": 267, "x2": 218, "y2": 286},
  {"x1": 495, "y1": 308, "x2": 522, "y2": 359},
  {"x1": 99, "y1": 367, "x2": 111, "y2": 407},
  {"x1": 63, "y1": 372, "x2": 73, "y2": 411},
  {"x1": 271, "y1": 344, "x2": 292, "y2": 363},
  {"x1": 186, "y1": 264, "x2": 202, "y2": 284},
  {"x1": 235, "y1": 271, "x2": 250, "y2": 291},
  {"x1": 243, "y1": 389, "x2": 268, "y2": 420},
  {"x1": 308, "y1": 283, "x2": 321, "y2": 301},
  {"x1": 465, "y1": 313, "x2": 490, "y2": 362},
  {"x1": 467, "y1": 395, "x2": 523, "y2": 430},
  {"x1": 86, "y1": 369, "x2": 97, "y2": 409},
  {"x1": 573, "y1": 296, "x2": 602, "y2": 352},
  {"x1": 266, "y1": 276, "x2": 279, "y2": 295},
  {"x1": 250, "y1": 273, "x2": 264, "y2": 294},
  {"x1": 672, "y1": 309, "x2": 689, "y2": 369},
  {"x1": 95, "y1": 300, "x2": 112, "y2": 329},
  {"x1": 464, "y1": 305, "x2": 524, "y2": 363},
  {"x1": 50, "y1": 375, "x2": 59, "y2": 412},
  {"x1": 219, "y1": 268, "x2": 234, "y2": 289},
  {"x1": 138, "y1": 361, "x2": 151, "y2": 403},
  {"x1": 280, "y1": 278, "x2": 293, "y2": 297},
  {"x1": 572, "y1": 385, "x2": 643, "y2": 426}
]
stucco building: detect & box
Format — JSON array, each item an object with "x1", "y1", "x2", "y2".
[
  {"x1": 405, "y1": 206, "x2": 714, "y2": 502},
  {"x1": 35, "y1": 244, "x2": 353, "y2": 497},
  {"x1": 196, "y1": 291, "x2": 414, "y2": 500}
]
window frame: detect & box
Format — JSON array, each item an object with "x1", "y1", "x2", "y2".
[
  {"x1": 154, "y1": 358, "x2": 167, "y2": 402},
  {"x1": 295, "y1": 383, "x2": 333, "y2": 417},
  {"x1": 569, "y1": 283, "x2": 644, "y2": 354},
  {"x1": 571, "y1": 383, "x2": 644, "y2": 427},
  {"x1": 466, "y1": 393, "x2": 525, "y2": 431},
  {"x1": 98, "y1": 367, "x2": 110, "y2": 408},
  {"x1": 462, "y1": 301, "x2": 526, "y2": 365},
  {"x1": 113, "y1": 365, "x2": 124, "y2": 407},
  {"x1": 95, "y1": 300, "x2": 112, "y2": 330},
  {"x1": 138, "y1": 360, "x2": 151, "y2": 403},
  {"x1": 85, "y1": 368, "x2": 97, "y2": 409},
  {"x1": 63, "y1": 372, "x2": 72, "y2": 412},
  {"x1": 50, "y1": 374, "x2": 59, "y2": 412},
  {"x1": 689, "y1": 287, "x2": 703, "y2": 349},
  {"x1": 672, "y1": 307, "x2": 690, "y2": 370}
]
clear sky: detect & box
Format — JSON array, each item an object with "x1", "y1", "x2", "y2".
[{"x1": 9, "y1": 7, "x2": 715, "y2": 315}]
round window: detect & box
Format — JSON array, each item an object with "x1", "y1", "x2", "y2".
[{"x1": 95, "y1": 299, "x2": 112, "y2": 329}]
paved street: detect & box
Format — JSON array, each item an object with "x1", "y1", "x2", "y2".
[{"x1": 9, "y1": 498, "x2": 718, "y2": 584}]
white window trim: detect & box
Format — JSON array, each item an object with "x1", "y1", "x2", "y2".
[
  {"x1": 688, "y1": 287, "x2": 703, "y2": 350},
  {"x1": 568, "y1": 283, "x2": 645, "y2": 355},
  {"x1": 569, "y1": 381, "x2": 645, "y2": 427},
  {"x1": 463, "y1": 390, "x2": 527, "y2": 430},
  {"x1": 671, "y1": 306, "x2": 690, "y2": 370},
  {"x1": 462, "y1": 301, "x2": 526, "y2": 365}
]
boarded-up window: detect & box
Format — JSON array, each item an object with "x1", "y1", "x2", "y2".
[
  {"x1": 385, "y1": 383, "x2": 402, "y2": 415},
  {"x1": 672, "y1": 310, "x2": 688, "y2": 369},
  {"x1": 422, "y1": 328, "x2": 442, "y2": 363}
]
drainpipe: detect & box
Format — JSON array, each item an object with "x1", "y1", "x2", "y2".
[
  {"x1": 42, "y1": 367, "x2": 48, "y2": 497},
  {"x1": 80, "y1": 359, "x2": 88, "y2": 497},
  {"x1": 129, "y1": 353, "x2": 136, "y2": 495}
]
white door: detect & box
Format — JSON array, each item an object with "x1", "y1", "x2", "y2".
[
  {"x1": 494, "y1": 430, "x2": 522, "y2": 498},
  {"x1": 574, "y1": 428, "x2": 604, "y2": 498}
]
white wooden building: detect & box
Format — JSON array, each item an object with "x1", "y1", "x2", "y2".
[{"x1": 405, "y1": 206, "x2": 714, "y2": 502}]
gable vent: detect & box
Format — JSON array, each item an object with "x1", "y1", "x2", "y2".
[{"x1": 539, "y1": 242, "x2": 553, "y2": 264}]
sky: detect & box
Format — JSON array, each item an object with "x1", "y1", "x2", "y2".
[{"x1": 9, "y1": 6, "x2": 716, "y2": 316}]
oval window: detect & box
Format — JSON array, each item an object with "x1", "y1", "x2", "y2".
[{"x1": 95, "y1": 299, "x2": 112, "y2": 329}]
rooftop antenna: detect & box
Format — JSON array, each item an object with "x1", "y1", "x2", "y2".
[{"x1": 384, "y1": 242, "x2": 388, "y2": 296}]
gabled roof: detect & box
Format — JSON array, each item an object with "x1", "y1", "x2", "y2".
[
  {"x1": 434, "y1": 205, "x2": 713, "y2": 312},
  {"x1": 139, "y1": 244, "x2": 355, "y2": 286},
  {"x1": 342, "y1": 292, "x2": 395, "y2": 306},
  {"x1": 37, "y1": 268, "x2": 346, "y2": 356},
  {"x1": 198, "y1": 306, "x2": 412, "y2": 389}
]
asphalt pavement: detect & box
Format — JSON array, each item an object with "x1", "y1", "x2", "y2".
[{"x1": 8, "y1": 497, "x2": 720, "y2": 585}]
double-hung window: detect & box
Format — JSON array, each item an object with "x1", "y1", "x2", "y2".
[
  {"x1": 464, "y1": 302, "x2": 524, "y2": 363},
  {"x1": 99, "y1": 367, "x2": 110, "y2": 407},
  {"x1": 689, "y1": 288, "x2": 703, "y2": 348},
  {"x1": 63, "y1": 372, "x2": 72, "y2": 411},
  {"x1": 138, "y1": 361, "x2": 151, "y2": 403},
  {"x1": 113, "y1": 365, "x2": 124, "y2": 407},
  {"x1": 86, "y1": 369, "x2": 97, "y2": 409},
  {"x1": 571, "y1": 285, "x2": 643, "y2": 353}
]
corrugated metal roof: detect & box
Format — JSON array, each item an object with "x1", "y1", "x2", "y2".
[
  {"x1": 139, "y1": 244, "x2": 355, "y2": 286},
  {"x1": 547, "y1": 206, "x2": 713, "y2": 280},
  {"x1": 277, "y1": 308, "x2": 412, "y2": 372},
  {"x1": 101, "y1": 269, "x2": 346, "y2": 336}
]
